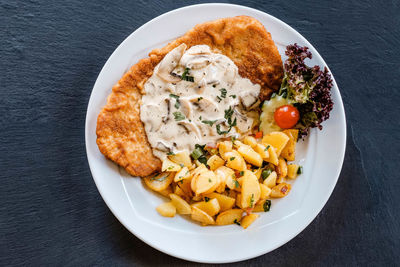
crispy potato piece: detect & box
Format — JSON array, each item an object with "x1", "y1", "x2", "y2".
[
  {"x1": 156, "y1": 202, "x2": 176, "y2": 217},
  {"x1": 264, "y1": 145, "x2": 279, "y2": 166},
  {"x1": 281, "y1": 130, "x2": 296, "y2": 161},
  {"x1": 253, "y1": 199, "x2": 271, "y2": 212},
  {"x1": 158, "y1": 186, "x2": 173, "y2": 198},
  {"x1": 144, "y1": 172, "x2": 174, "y2": 192},
  {"x1": 270, "y1": 183, "x2": 291, "y2": 198},
  {"x1": 237, "y1": 144, "x2": 263, "y2": 167},
  {"x1": 177, "y1": 177, "x2": 193, "y2": 198},
  {"x1": 241, "y1": 213, "x2": 259, "y2": 229},
  {"x1": 287, "y1": 164, "x2": 300, "y2": 179},
  {"x1": 218, "y1": 141, "x2": 233, "y2": 160},
  {"x1": 276, "y1": 158, "x2": 288, "y2": 179},
  {"x1": 191, "y1": 169, "x2": 218, "y2": 195},
  {"x1": 174, "y1": 166, "x2": 190, "y2": 182},
  {"x1": 207, "y1": 155, "x2": 225, "y2": 171},
  {"x1": 162, "y1": 158, "x2": 182, "y2": 172},
  {"x1": 253, "y1": 168, "x2": 262, "y2": 180},
  {"x1": 262, "y1": 132, "x2": 290, "y2": 157},
  {"x1": 225, "y1": 151, "x2": 246, "y2": 171},
  {"x1": 169, "y1": 193, "x2": 191, "y2": 214},
  {"x1": 214, "y1": 166, "x2": 236, "y2": 190},
  {"x1": 241, "y1": 171, "x2": 261, "y2": 209},
  {"x1": 192, "y1": 198, "x2": 220, "y2": 216},
  {"x1": 216, "y1": 209, "x2": 243, "y2": 225},
  {"x1": 191, "y1": 206, "x2": 215, "y2": 225},
  {"x1": 235, "y1": 193, "x2": 244, "y2": 209},
  {"x1": 243, "y1": 136, "x2": 257, "y2": 148},
  {"x1": 254, "y1": 143, "x2": 269, "y2": 160},
  {"x1": 283, "y1": 129, "x2": 299, "y2": 142},
  {"x1": 168, "y1": 151, "x2": 193, "y2": 169},
  {"x1": 259, "y1": 183, "x2": 272, "y2": 200},
  {"x1": 204, "y1": 192, "x2": 235, "y2": 212},
  {"x1": 263, "y1": 171, "x2": 277, "y2": 188}
]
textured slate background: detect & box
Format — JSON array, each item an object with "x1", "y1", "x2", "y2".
[{"x1": 1, "y1": 0, "x2": 399, "y2": 266}]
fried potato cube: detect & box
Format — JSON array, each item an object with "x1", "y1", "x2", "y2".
[
  {"x1": 191, "y1": 169, "x2": 219, "y2": 195},
  {"x1": 235, "y1": 193, "x2": 244, "y2": 209},
  {"x1": 207, "y1": 155, "x2": 225, "y2": 171},
  {"x1": 215, "y1": 209, "x2": 243, "y2": 225},
  {"x1": 262, "y1": 132, "x2": 290, "y2": 157},
  {"x1": 243, "y1": 136, "x2": 257, "y2": 148},
  {"x1": 254, "y1": 143, "x2": 269, "y2": 160},
  {"x1": 169, "y1": 193, "x2": 191, "y2": 214},
  {"x1": 162, "y1": 158, "x2": 182, "y2": 172},
  {"x1": 191, "y1": 206, "x2": 215, "y2": 225},
  {"x1": 276, "y1": 158, "x2": 288, "y2": 179},
  {"x1": 204, "y1": 192, "x2": 235, "y2": 212},
  {"x1": 225, "y1": 151, "x2": 246, "y2": 171},
  {"x1": 270, "y1": 183, "x2": 292, "y2": 198},
  {"x1": 264, "y1": 144, "x2": 279, "y2": 166},
  {"x1": 253, "y1": 199, "x2": 271, "y2": 212},
  {"x1": 263, "y1": 171, "x2": 277, "y2": 188},
  {"x1": 192, "y1": 198, "x2": 220, "y2": 216},
  {"x1": 259, "y1": 183, "x2": 272, "y2": 200},
  {"x1": 281, "y1": 130, "x2": 297, "y2": 161},
  {"x1": 144, "y1": 172, "x2": 174, "y2": 192},
  {"x1": 218, "y1": 141, "x2": 233, "y2": 160},
  {"x1": 287, "y1": 164, "x2": 300, "y2": 179},
  {"x1": 241, "y1": 171, "x2": 261, "y2": 209},
  {"x1": 168, "y1": 151, "x2": 193, "y2": 169},
  {"x1": 214, "y1": 166, "x2": 236, "y2": 193},
  {"x1": 158, "y1": 186, "x2": 173, "y2": 198},
  {"x1": 241, "y1": 213, "x2": 259, "y2": 229},
  {"x1": 283, "y1": 129, "x2": 299, "y2": 142},
  {"x1": 237, "y1": 144, "x2": 263, "y2": 167},
  {"x1": 156, "y1": 202, "x2": 176, "y2": 217},
  {"x1": 174, "y1": 166, "x2": 190, "y2": 182},
  {"x1": 253, "y1": 168, "x2": 262, "y2": 180}
]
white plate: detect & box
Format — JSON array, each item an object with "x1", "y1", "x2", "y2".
[{"x1": 85, "y1": 3, "x2": 346, "y2": 263}]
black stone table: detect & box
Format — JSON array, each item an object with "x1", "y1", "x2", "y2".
[{"x1": 1, "y1": 1, "x2": 399, "y2": 265}]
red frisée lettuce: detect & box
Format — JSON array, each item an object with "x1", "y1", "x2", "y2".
[{"x1": 278, "y1": 44, "x2": 334, "y2": 137}]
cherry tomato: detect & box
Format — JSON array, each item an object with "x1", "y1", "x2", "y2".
[{"x1": 274, "y1": 105, "x2": 300, "y2": 129}]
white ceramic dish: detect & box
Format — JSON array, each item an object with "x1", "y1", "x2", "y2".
[{"x1": 85, "y1": 3, "x2": 346, "y2": 263}]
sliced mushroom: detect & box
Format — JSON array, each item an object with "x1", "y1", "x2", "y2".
[
  {"x1": 190, "y1": 97, "x2": 219, "y2": 113},
  {"x1": 239, "y1": 92, "x2": 260, "y2": 110},
  {"x1": 178, "y1": 121, "x2": 201, "y2": 138},
  {"x1": 156, "y1": 43, "x2": 187, "y2": 83},
  {"x1": 179, "y1": 98, "x2": 192, "y2": 118}
]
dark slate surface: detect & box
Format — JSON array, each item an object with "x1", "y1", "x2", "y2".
[{"x1": 1, "y1": 0, "x2": 399, "y2": 266}]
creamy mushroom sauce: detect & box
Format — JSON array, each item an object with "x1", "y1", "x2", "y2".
[{"x1": 140, "y1": 44, "x2": 261, "y2": 160}]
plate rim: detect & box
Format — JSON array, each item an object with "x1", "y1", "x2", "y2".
[{"x1": 85, "y1": 3, "x2": 347, "y2": 263}]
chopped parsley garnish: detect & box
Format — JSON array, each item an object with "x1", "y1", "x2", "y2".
[
  {"x1": 204, "y1": 197, "x2": 210, "y2": 202},
  {"x1": 150, "y1": 173, "x2": 168, "y2": 182},
  {"x1": 216, "y1": 106, "x2": 238, "y2": 135},
  {"x1": 219, "y1": 88, "x2": 227, "y2": 98},
  {"x1": 197, "y1": 97, "x2": 203, "y2": 101},
  {"x1": 263, "y1": 200, "x2": 271, "y2": 212},
  {"x1": 234, "y1": 180, "x2": 240, "y2": 188},
  {"x1": 261, "y1": 169, "x2": 272, "y2": 180},
  {"x1": 216, "y1": 96, "x2": 222, "y2": 102},
  {"x1": 169, "y1": 94, "x2": 180, "y2": 109},
  {"x1": 233, "y1": 219, "x2": 241, "y2": 226},
  {"x1": 229, "y1": 95, "x2": 236, "y2": 98},
  {"x1": 181, "y1": 68, "x2": 194, "y2": 82},
  {"x1": 229, "y1": 157, "x2": 235, "y2": 161},
  {"x1": 173, "y1": 111, "x2": 185, "y2": 121},
  {"x1": 265, "y1": 145, "x2": 271, "y2": 150},
  {"x1": 239, "y1": 171, "x2": 244, "y2": 176},
  {"x1": 297, "y1": 166, "x2": 303, "y2": 174},
  {"x1": 167, "y1": 166, "x2": 174, "y2": 170},
  {"x1": 208, "y1": 178, "x2": 212, "y2": 183},
  {"x1": 191, "y1": 144, "x2": 208, "y2": 166},
  {"x1": 202, "y1": 120, "x2": 217, "y2": 126},
  {"x1": 167, "y1": 151, "x2": 175, "y2": 156},
  {"x1": 250, "y1": 194, "x2": 255, "y2": 208}
]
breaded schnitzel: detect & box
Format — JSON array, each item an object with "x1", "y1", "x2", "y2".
[{"x1": 96, "y1": 16, "x2": 283, "y2": 177}]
